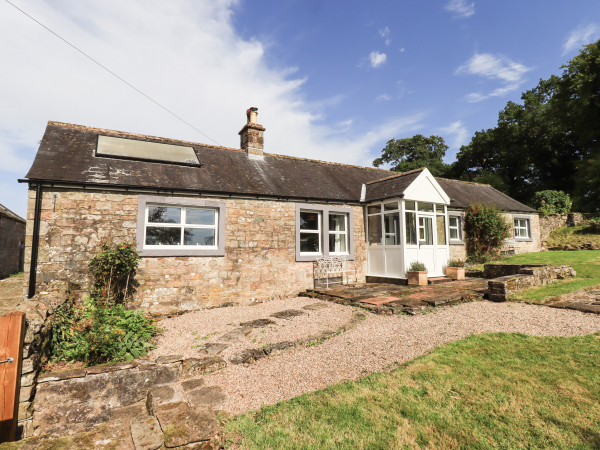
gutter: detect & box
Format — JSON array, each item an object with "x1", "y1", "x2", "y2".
[{"x1": 28, "y1": 183, "x2": 42, "y2": 299}]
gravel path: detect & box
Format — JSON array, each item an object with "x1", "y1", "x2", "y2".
[{"x1": 196, "y1": 300, "x2": 600, "y2": 416}]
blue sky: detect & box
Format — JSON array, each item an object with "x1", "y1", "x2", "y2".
[{"x1": 1, "y1": 0, "x2": 599, "y2": 218}]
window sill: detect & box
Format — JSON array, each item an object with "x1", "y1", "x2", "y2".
[
  {"x1": 140, "y1": 248, "x2": 225, "y2": 257},
  {"x1": 449, "y1": 240, "x2": 465, "y2": 245},
  {"x1": 514, "y1": 237, "x2": 533, "y2": 242}
]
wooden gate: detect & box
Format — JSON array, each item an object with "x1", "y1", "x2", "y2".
[{"x1": 0, "y1": 311, "x2": 25, "y2": 443}]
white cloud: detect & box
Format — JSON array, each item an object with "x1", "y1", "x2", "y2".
[
  {"x1": 455, "y1": 53, "x2": 531, "y2": 102},
  {"x1": 369, "y1": 51, "x2": 387, "y2": 68},
  {"x1": 563, "y1": 23, "x2": 600, "y2": 56},
  {"x1": 375, "y1": 94, "x2": 392, "y2": 102},
  {"x1": 439, "y1": 120, "x2": 469, "y2": 151},
  {"x1": 379, "y1": 26, "x2": 391, "y2": 46},
  {"x1": 0, "y1": 1, "x2": 421, "y2": 217},
  {"x1": 445, "y1": 0, "x2": 475, "y2": 18}
]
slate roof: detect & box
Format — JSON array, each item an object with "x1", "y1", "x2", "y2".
[
  {"x1": 24, "y1": 121, "x2": 537, "y2": 213},
  {"x1": 0, "y1": 203, "x2": 25, "y2": 223},
  {"x1": 364, "y1": 169, "x2": 424, "y2": 202},
  {"x1": 437, "y1": 178, "x2": 537, "y2": 213},
  {"x1": 24, "y1": 122, "x2": 391, "y2": 203}
]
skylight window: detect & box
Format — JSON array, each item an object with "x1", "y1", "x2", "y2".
[{"x1": 96, "y1": 135, "x2": 200, "y2": 165}]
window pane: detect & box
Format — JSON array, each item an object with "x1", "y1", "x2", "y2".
[
  {"x1": 450, "y1": 227, "x2": 459, "y2": 240},
  {"x1": 368, "y1": 214, "x2": 382, "y2": 245},
  {"x1": 367, "y1": 205, "x2": 381, "y2": 215},
  {"x1": 418, "y1": 202, "x2": 434, "y2": 212},
  {"x1": 184, "y1": 228, "x2": 215, "y2": 246},
  {"x1": 405, "y1": 212, "x2": 417, "y2": 245},
  {"x1": 148, "y1": 206, "x2": 181, "y2": 223},
  {"x1": 383, "y1": 202, "x2": 397, "y2": 211},
  {"x1": 419, "y1": 217, "x2": 433, "y2": 245},
  {"x1": 449, "y1": 216, "x2": 458, "y2": 227},
  {"x1": 329, "y1": 214, "x2": 346, "y2": 232},
  {"x1": 186, "y1": 208, "x2": 215, "y2": 225},
  {"x1": 405, "y1": 201, "x2": 416, "y2": 210},
  {"x1": 384, "y1": 212, "x2": 400, "y2": 245},
  {"x1": 436, "y1": 215, "x2": 446, "y2": 245},
  {"x1": 329, "y1": 233, "x2": 347, "y2": 253},
  {"x1": 300, "y1": 233, "x2": 320, "y2": 253},
  {"x1": 146, "y1": 227, "x2": 180, "y2": 245},
  {"x1": 300, "y1": 211, "x2": 320, "y2": 230}
]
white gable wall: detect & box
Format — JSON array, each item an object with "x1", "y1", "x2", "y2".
[{"x1": 402, "y1": 169, "x2": 450, "y2": 204}]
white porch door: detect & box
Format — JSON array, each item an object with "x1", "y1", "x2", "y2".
[{"x1": 417, "y1": 215, "x2": 437, "y2": 275}]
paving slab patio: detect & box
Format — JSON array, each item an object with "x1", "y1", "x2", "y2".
[{"x1": 304, "y1": 277, "x2": 489, "y2": 314}]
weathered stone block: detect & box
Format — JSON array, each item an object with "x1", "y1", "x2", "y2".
[
  {"x1": 155, "y1": 402, "x2": 218, "y2": 448},
  {"x1": 130, "y1": 416, "x2": 164, "y2": 450}
]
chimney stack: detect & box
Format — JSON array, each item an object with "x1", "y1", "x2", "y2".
[{"x1": 239, "y1": 107, "x2": 265, "y2": 158}]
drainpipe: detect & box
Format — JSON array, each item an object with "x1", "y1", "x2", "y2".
[{"x1": 28, "y1": 184, "x2": 42, "y2": 299}]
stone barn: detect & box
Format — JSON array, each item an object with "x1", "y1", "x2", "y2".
[{"x1": 0, "y1": 203, "x2": 25, "y2": 279}]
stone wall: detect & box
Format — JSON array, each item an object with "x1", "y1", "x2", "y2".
[
  {"x1": 24, "y1": 188, "x2": 367, "y2": 315},
  {"x1": 501, "y1": 213, "x2": 541, "y2": 254},
  {"x1": 539, "y1": 212, "x2": 596, "y2": 248},
  {"x1": 448, "y1": 244, "x2": 466, "y2": 261},
  {"x1": 32, "y1": 355, "x2": 225, "y2": 447},
  {"x1": 0, "y1": 213, "x2": 25, "y2": 279},
  {"x1": 485, "y1": 264, "x2": 576, "y2": 302}
]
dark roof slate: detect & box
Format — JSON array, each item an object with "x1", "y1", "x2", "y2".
[
  {"x1": 0, "y1": 203, "x2": 25, "y2": 223},
  {"x1": 437, "y1": 178, "x2": 537, "y2": 213},
  {"x1": 24, "y1": 122, "x2": 537, "y2": 213},
  {"x1": 25, "y1": 122, "x2": 391, "y2": 203},
  {"x1": 364, "y1": 169, "x2": 423, "y2": 202}
]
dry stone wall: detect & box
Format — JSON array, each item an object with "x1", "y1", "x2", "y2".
[
  {"x1": 24, "y1": 188, "x2": 367, "y2": 315},
  {"x1": 539, "y1": 212, "x2": 596, "y2": 249}
]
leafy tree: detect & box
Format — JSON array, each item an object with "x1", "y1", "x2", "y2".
[
  {"x1": 373, "y1": 134, "x2": 450, "y2": 176},
  {"x1": 452, "y1": 40, "x2": 600, "y2": 211},
  {"x1": 532, "y1": 190, "x2": 572, "y2": 216}
]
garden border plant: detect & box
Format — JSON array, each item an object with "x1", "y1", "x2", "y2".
[
  {"x1": 50, "y1": 242, "x2": 158, "y2": 366},
  {"x1": 464, "y1": 203, "x2": 511, "y2": 263}
]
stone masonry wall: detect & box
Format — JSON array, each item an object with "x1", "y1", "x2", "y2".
[
  {"x1": 0, "y1": 214, "x2": 25, "y2": 278},
  {"x1": 24, "y1": 188, "x2": 367, "y2": 315},
  {"x1": 539, "y1": 212, "x2": 596, "y2": 249},
  {"x1": 502, "y1": 213, "x2": 541, "y2": 254}
]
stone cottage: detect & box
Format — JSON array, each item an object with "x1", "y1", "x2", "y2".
[
  {"x1": 0, "y1": 203, "x2": 26, "y2": 279},
  {"x1": 21, "y1": 108, "x2": 540, "y2": 315}
]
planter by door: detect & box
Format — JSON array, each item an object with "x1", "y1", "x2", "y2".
[
  {"x1": 407, "y1": 270, "x2": 428, "y2": 286},
  {"x1": 446, "y1": 267, "x2": 465, "y2": 280}
]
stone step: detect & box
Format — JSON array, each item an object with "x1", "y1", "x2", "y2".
[{"x1": 427, "y1": 277, "x2": 452, "y2": 285}]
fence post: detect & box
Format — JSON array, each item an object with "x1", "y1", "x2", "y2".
[{"x1": 0, "y1": 311, "x2": 26, "y2": 443}]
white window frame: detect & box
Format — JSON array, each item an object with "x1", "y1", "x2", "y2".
[
  {"x1": 144, "y1": 204, "x2": 218, "y2": 250},
  {"x1": 513, "y1": 216, "x2": 532, "y2": 240},
  {"x1": 299, "y1": 210, "x2": 322, "y2": 256},
  {"x1": 136, "y1": 195, "x2": 225, "y2": 257},
  {"x1": 328, "y1": 213, "x2": 349, "y2": 255},
  {"x1": 295, "y1": 203, "x2": 354, "y2": 262},
  {"x1": 448, "y1": 214, "x2": 463, "y2": 244}
]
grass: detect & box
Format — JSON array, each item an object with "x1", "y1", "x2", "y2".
[
  {"x1": 495, "y1": 250, "x2": 600, "y2": 303},
  {"x1": 546, "y1": 224, "x2": 600, "y2": 249},
  {"x1": 224, "y1": 333, "x2": 600, "y2": 449}
]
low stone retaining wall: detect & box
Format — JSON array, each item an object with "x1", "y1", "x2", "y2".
[
  {"x1": 32, "y1": 355, "x2": 226, "y2": 448},
  {"x1": 540, "y1": 212, "x2": 596, "y2": 249},
  {"x1": 485, "y1": 264, "x2": 576, "y2": 302}
]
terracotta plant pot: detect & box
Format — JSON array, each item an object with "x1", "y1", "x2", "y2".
[
  {"x1": 446, "y1": 266, "x2": 465, "y2": 280},
  {"x1": 406, "y1": 270, "x2": 428, "y2": 286}
]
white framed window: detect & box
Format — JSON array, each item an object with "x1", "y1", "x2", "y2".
[
  {"x1": 514, "y1": 217, "x2": 531, "y2": 239},
  {"x1": 295, "y1": 204, "x2": 354, "y2": 261},
  {"x1": 448, "y1": 215, "x2": 463, "y2": 243},
  {"x1": 329, "y1": 213, "x2": 348, "y2": 254},
  {"x1": 136, "y1": 196, "x2": 225, "y2": 256},
  {"x1": 299, "y1": 210, "x2": 322, "y2": 255},
  {"x1": 145, "y1": 205, "x2": 218, "y2": 248}
]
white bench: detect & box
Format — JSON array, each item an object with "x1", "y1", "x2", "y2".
[{"x1": 313, "y1": 255, "x2": 357, "y2": 288}]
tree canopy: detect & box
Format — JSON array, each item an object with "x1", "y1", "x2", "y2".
[
  {"x1": 449, "y1": 40, "x2": 600, "y2": 211},
  {"x1": 373, "y1": 134, "x2": 450, "y2": 176}
]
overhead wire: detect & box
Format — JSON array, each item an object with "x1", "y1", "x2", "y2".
[{"x1": 3, "y1": 0, "x2": 221, "y2": 145}]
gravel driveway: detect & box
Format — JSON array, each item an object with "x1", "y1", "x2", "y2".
[{"x1": 193, "y1": 300, "x2": 600, "y2": 416}]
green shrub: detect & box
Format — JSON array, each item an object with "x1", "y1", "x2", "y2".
[
  {"x1": 533, "y1": 190, "x2": 572, "y2": 216},
  {"x1": 447, "y1": 259, "x2": 465, "y2": 268},
  {"x1": 50, "y1": 242, "x2": 158, "y2": 365},
  {"x1": 51, "y1": 298, "x2": 158, "y2": 364},
  {"x1": 408, "y1": 261, "x2": 427, "y2": 271},
  {"x1": 89, "y1": 242, "x2": 140, "y2": 306},
  {"x1": 464, "y1": 203, "x2": 511, "y2": 263}
]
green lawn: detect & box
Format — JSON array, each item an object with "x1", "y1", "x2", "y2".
[
  {"x1": 224, "y1": 333, "x2": 600, "y2": 449},
  {"x1": 498, "y1": 250, "x2": 600, "y2": 302},
  {"x1": 546, "y1": 224, "x2": 600, "y2": 249}
]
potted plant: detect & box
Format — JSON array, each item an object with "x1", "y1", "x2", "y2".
[
  {"x1": 406, "y1": 261, "x2": 428, "y2": 286},
  {"x1": 446, "y1": 259, "x2": 465, "y2": 280}
]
